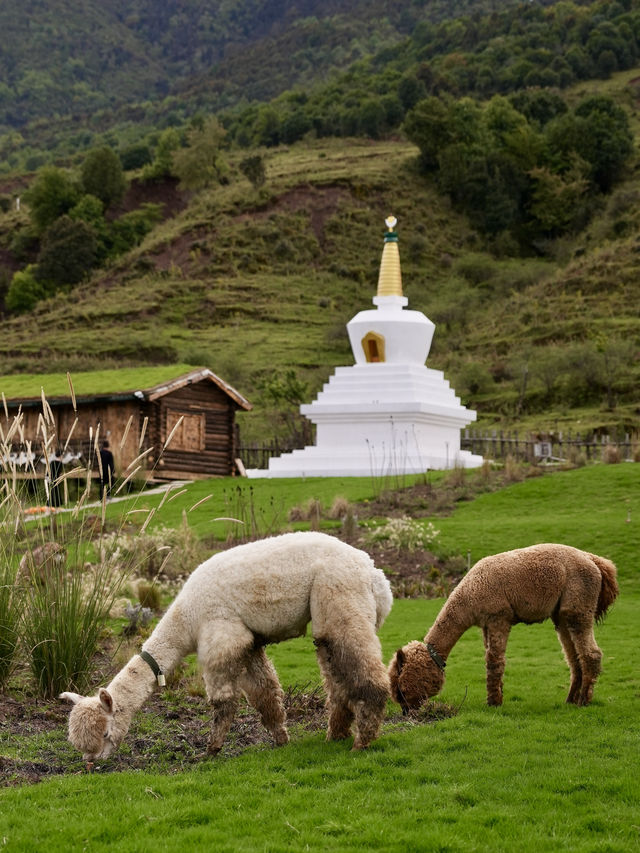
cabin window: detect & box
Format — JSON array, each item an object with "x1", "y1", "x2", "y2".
[
  {"x1": 165, "y1": 410, "x2": 206, "y2": 452},
  {"x1": 361, "y1": 331, "x2": 385, "y2": 363}
]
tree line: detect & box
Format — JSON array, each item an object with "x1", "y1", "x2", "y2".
[{"x1": 2, "y1": 0, "x2": 640, "y2": 174}]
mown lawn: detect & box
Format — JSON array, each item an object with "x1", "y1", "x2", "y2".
[{"x1": 1, "y1": 464, "x2": 639, "y2": 852}]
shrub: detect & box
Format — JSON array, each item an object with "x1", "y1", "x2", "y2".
[
  {"x1": 366, "y1": 516, "x2": 440, "y2": 553},
  {"x1": 327, "y1": 496, "x2": 351, "y2": 520},
  {"x1": 239, "y1": 155, "x2": 266, "y2": 189},
  {"x1": 136, "y1": 580, "x2": 162, "y2": 611},
  {"x1": 5, "y1": 265, "x2": 49, "y2": 313}
]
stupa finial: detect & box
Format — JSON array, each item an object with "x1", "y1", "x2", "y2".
[{"x1": 377, "y1": 214, "x2": 403, "y2": 298}]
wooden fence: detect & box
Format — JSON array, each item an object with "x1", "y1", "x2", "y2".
[
  {"x1": 461, "y1": 429, "x2": 639, "y2": 462},
  {"x1": 237, "y1": 438, "x2": 300, "y2": 471}
]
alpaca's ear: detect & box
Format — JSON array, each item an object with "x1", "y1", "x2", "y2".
[
  {"x1": 99, "y1": 689, "x2": 114, "y2": 714},
  {"x1": 59, "y1": 691, "x2": 83, "y2": 705},
  {"x1": 395, "y1": 648, "x2": 406, "y2": 670}
]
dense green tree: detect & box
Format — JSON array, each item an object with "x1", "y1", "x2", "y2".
[
  {"x1": 69, "y1": 193, "x2": 111, "y2": 262},
  {"x1": 80, "y1": 146, "x2": 127, "y2": 209},
  {"x1": 359, "y1": 98, "x2": 386, "y2": 139},
  {"x1": 171, "y1": 117, "x2": 228, "y2": 190},
  {"x1": 398, "y1": 74, "x2": 426, "y2": 111},
  {"x1": 280, "y1": 110, "x2": 312, "y2": 144},
  {"x1": 252, "y1": 106, "x2": 281, "y2": 147},
  {"x1": 403, "y1": 96, "x2": 454, "y2": 171},
  {"x1": 119, "y1": 143, "x2": 153, "y2": 171},
  {"x1": 25, "y1": 166, "x2": 79, "y2": 234},
  {"x1": 509, "y1": 89, "x2": 568, "y2": 128},
  {"x1": 546, "y1": 95, "x2": 634, "y2": 191},
  {"x1": 528, "y1": 155, "x2": 591, "y2": 235},
  {"x1": 36, "y1": 216, "x2": 98, "y2": 288},
  {"x1": 141, "y1": 128, "x2": 182, "y2": 182}
]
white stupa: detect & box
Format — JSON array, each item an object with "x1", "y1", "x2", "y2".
[{"x1": 247, "y1": 216, "x2": 483, "y2": 477}]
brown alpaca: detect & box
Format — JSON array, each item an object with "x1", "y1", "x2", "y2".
[{"x1": 389, "y1": 544, "x2": 618, "y2": 711}]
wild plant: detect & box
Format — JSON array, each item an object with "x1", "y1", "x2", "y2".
[
  {"x1": 20, "y1": 550, "x2": 125, "y2": 697},
  {"x1": 0, "y1": 487, "x2": 22, "y2": 690},
  {"x1": 220, "y1": 483, "x2": 287, "y2": 543},
  {"x1": 366, "y1": 516, "x2": 440, "y2": 553},
  {"x1": 602, "y1": 444, "x2": 621, "y2": 464}
]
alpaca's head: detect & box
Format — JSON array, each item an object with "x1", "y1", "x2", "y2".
[
  {"x1": 60, "y1": 689, "x2": 122, "y2": 761},
  {"x1": 388, "y1": 641, "x2": 445, "y2": 713}
]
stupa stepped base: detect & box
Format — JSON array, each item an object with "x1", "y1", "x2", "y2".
[
  {"x1": 246, "y1": 443, "x2": 483, "y2": 479},
  {"x1": 310, "y1": 364, "x2": 465, "y2": 412}
]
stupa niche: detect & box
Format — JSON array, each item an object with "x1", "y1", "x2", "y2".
[{"x1": 247, "y1": 217, "x2": 482, "y2": 477}]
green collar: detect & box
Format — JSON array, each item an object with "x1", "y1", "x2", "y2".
[
  {"x1": 425, "y1": 642, "x2": 447, "y2": 671},
  {"x1": 140, "y1": 650, "x2": 166, "y2": 687}
]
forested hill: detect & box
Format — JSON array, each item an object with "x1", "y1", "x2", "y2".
[
  {"x1": 0, "y1": 0, "x2": 484, "y2": 131},
  {"x1": 3, "y1": 0, "x2": 640, "y2": 171}
]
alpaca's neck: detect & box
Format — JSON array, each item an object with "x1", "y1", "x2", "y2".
[
  {"x1": 142, "y1": 596, "x2": 196, "y2": 675},
  {"x1": 106, "y1": 601, "x2": 195, "y2": 732},
  {"x1": 424, "y1": 593, "x2": 473, "y2": 660},
  {"x1": 106, "y1": 656, "x2": 158, "y2": 735}
]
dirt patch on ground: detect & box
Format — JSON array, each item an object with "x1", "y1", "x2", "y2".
[
  {"x1": 238, "y1": 184, "x2": 355, "y2": 246},
  {"x1": 110, "y1": 177, "x2": 190, "y2": 221},
  {"x1": 0, "y1": 684, "x2": 455, "y2": 787}
]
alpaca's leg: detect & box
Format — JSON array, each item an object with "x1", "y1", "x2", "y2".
[
  {"x1": 564, "y1": 614, "x2": 602, "y2": 706},
  {"x1": 553, "y1": 619, "x2": 583, "y2": 703},
  {"x1": 238, "y1": 648, "x2": 289, "y2": 747},
  {"x1": 482, "y1": 622, "x2": 511, "y2": 706},
  {"x1": 198, "y1": 620, "x2": 253, "y2": 754},
  {"x1": 314, "y1": 634, "x2": 389, "y2": 749},
  {"x1": 310, "y1": 582, "x2": 389, "y2": 749},
  {"x1": 315, "y1": 641, "x2": 354, "y2": 741},
  {"x1": 207, "y1": 698, "x2": 239, "y2": 754}
]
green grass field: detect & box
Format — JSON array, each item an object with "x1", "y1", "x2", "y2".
[{"x1": 1, "y1": 464, "x2": 639, "y2": 852}]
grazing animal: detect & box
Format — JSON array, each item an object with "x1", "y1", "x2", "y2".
[
  {"x1": 389, "y1": 544, "x2": 618, "y2": 711},
  {"x1": 61, "y1": 531, "x2": 392, "y2": 762}
]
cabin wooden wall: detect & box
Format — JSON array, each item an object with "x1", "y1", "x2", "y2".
[{"x1": 150, "y1": 380, "x2": 238, "y2": 479}]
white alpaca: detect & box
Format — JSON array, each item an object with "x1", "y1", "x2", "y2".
[{"x1": 61, "y1": 531, "x2": 393, "y2": 762}]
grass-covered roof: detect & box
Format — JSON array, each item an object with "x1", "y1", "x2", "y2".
[{"x1": 0, "y1": 364, "x2": 202, "y2": 403}]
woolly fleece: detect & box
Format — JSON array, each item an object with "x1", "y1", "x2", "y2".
[{"x1": 61, "y1": 531, "x2": 393, "y2": 761}]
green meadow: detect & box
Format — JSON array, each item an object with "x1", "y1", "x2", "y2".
[{"x1": 1, "y1": 464, "x2": 639, "y2": 852}]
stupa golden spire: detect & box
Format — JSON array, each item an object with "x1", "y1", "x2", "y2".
[{"x1": 376, "y1": 215, "x2": 403, "y2": 298}]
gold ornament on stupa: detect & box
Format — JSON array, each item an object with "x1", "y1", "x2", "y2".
[{"x1": 376, "y1": 215, "x2": 403, "y2": 298}]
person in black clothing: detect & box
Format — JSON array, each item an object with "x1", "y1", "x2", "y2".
[
  {"x1": 47, "y1": 452, "x2": 63, "y2": 508},
  {"x1": 99, "y1": 440, "x2": 116, "y2": 498}
]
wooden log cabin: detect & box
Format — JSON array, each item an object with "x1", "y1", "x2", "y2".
[{"x1": 0, "y1": 366, "x2": 252, "y2": 481}]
